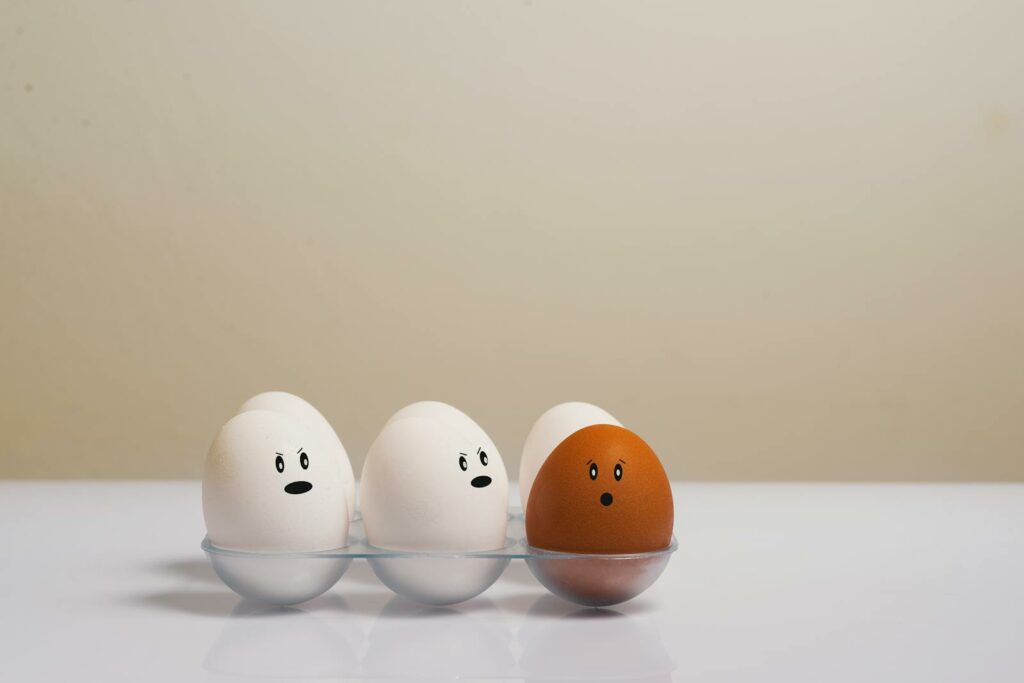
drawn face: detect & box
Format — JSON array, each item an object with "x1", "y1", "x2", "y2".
[
  {"x1": 458, "y1": 445, "x2": 494, "y2": 488},
  {"x1": 237, "y1": 390, "x2": 356, "y2": 519},
  {"x1": 361, "y1": 416, "x2": 509, "y2": 552},
  {"x1": 525, "y1": 424, "x2": 674, "y2": 554},
  {"x1": 586, "y1": 453, "x2": 626, "y2": 507},
  {"x1": 203, "y1": 409, "x2": 349, "y2": 552},
  {"x1": 274, "y1": 446, "x2": 314, "y2": 494}
]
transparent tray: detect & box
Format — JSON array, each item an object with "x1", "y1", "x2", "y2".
[{"x1": 202, "y1": 511, "x2": 677, "y2": 608}]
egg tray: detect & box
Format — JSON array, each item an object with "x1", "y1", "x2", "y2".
[{"x1": 202, "y1": 511, "x2": 677, "y2": 608}]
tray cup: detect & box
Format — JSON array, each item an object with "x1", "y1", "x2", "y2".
[{"x1": 203, "y1": 540, "x2": 351, "y2": 606}]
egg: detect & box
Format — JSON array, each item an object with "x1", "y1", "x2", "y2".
[
  {"x1": 360, "y1": 407, "x2": 510, "y2": 605},
  {"x1": 361, "y1": 414, "x2": 508, "y2": 552},
  {"x1": 386, "y1": 400, "x2": 498, "y2": 460},
  {"x1": 237, "y1": 391, "x2": 355, "y2": 519},
  {"x1": 519, "y1": 402, "x2": 622, "y2": 511},
  {"x1": 526, "y1": 424, "x2": 672, "y2": 554},
  {"x1": 203, "y1": 409, "x2": 350, "y2": 552}
]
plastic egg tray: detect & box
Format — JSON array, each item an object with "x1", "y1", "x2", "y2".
[{"x1": 203, "y1": 510, "x2": 677, "y2": 607}]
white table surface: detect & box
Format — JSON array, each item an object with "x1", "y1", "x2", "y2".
[{"x1": 1, "y1": 481, "x2": 1022, "y2": 681}]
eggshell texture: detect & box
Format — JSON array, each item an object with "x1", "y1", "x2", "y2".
[
  {"x1": 386, "y1": 401, "x2": 500, "y2": 463},
  {"x1": 519, "y1": 402, "x2": 621, "y2": 511},
  {"x1": 361, "y1": 416, "x2": 508, "y2": 552},
  {"x1": 526, "y1": 424, "x2": 673, "y2": 554},
  {"x1": 203, "y1": 409, "x2": 350, "y2": 553},
  {"x1": 237, "y1": 391, "x2": 355, "y2": 519}
]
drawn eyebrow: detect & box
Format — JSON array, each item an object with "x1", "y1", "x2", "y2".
[
  {"x1": 476, "y1": 447, "x2": 481, "y2": 455},
  {"x1": 458, "y1": 452, "x2": 468, "y2": 456},
  {"x1": 618, "y1": 459, "x2": 626, "y2": 464},
  {"x1": 586, "y1": 459, "x2": 593, "y2": 465},
  {"x1": 275, "y1": 452, "x2": 284, "y2": 456},
  {"x1": 297, "y1": 447, "x2": 304, "y2": 454}
]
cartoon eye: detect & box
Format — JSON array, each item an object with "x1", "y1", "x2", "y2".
[
  {"x1": 589, "y1": 463, "x2": 598, "y2": 480},
  {"x1": 275, "y1": 455, "x2": 284, "y2": 473},
  {"x1": 459, "y1": 455, "x2": 468, "y2": 471},
  {"x1": 300, "y1": 452, "x2": 309, "y2": 469},
  {"x1": 614, "y1": 463, "x2": 623, "y2": 480},
  {"x1": 480, "y1": 451, "x2": 488, "y2": 466}
]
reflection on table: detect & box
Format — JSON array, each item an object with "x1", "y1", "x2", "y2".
[{"x1": 202, "y1": 587, "x2": 672, "y2": 680}]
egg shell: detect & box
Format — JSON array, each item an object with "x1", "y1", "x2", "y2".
[
  {"x1": 519, "y1": 402, "x2": 622, "y2": 511},
  {"x1": 361, "y1": 416, "x2": 508, "y2": 552},
  {"x1": 237, "y1": 391, "x2": 355, "y2": 519},
  {"x1": 386, "y1": 401, "x2": 500, "y2": 462},
  {"x1": 203, "y1": 409, "x2": 350, "y2": 553},
  {"x1": 526, "y1": 424, "x2": 673, "y2": 554}
]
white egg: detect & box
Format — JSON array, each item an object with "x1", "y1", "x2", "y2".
[
  {"x1": 237, "y1": 391, "x2": 355, "y2": 519},
  {"x1": 361, "y1": 416, "x2": 508, "y2": 552},
  {"x1": 203, "y1": 409, "x2": 350, "y2": 553},
  {"x1": 385, "y1": 400, "x2": 499, "y2": 462},
  {"x1": 518, "y1": 402, "x2": 622, "y2": 511}
]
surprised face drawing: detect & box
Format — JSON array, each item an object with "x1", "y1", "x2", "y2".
[
  {"x1": 275, "y1": 447, "x2": 313, "y2": 494},
  {"x1": 459, "y1": 446, "x2": 493, "y2": 489}
]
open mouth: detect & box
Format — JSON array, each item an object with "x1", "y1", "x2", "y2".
[
  {"x1": 471, "y1": 475, "x2": 492, "y2": 489},
  {"x1": 600, "y1": 492, "x2": 613, "y2": 506},
  {"x1": 284, "y1": 481, "x2": 312, "y2": 495}
]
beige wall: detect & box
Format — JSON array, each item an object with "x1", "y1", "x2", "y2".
[{"x1": 2, "y1": 1, "x2": 1022, "y2": 480}]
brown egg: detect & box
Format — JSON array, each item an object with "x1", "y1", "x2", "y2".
[{"x1": 526, "y1": 424, "x2": 674, "y2": 554}]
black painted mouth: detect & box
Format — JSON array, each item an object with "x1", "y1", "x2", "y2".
[
  {"x1": 285, "y1": 481, "x2": 312, "y2": 495},
  {"x1": 600, "y1": 492, "x2": 613, "y2": 506},
  {"x1": 471, "y1": 475, "x2": 492, "y2": 489}
]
